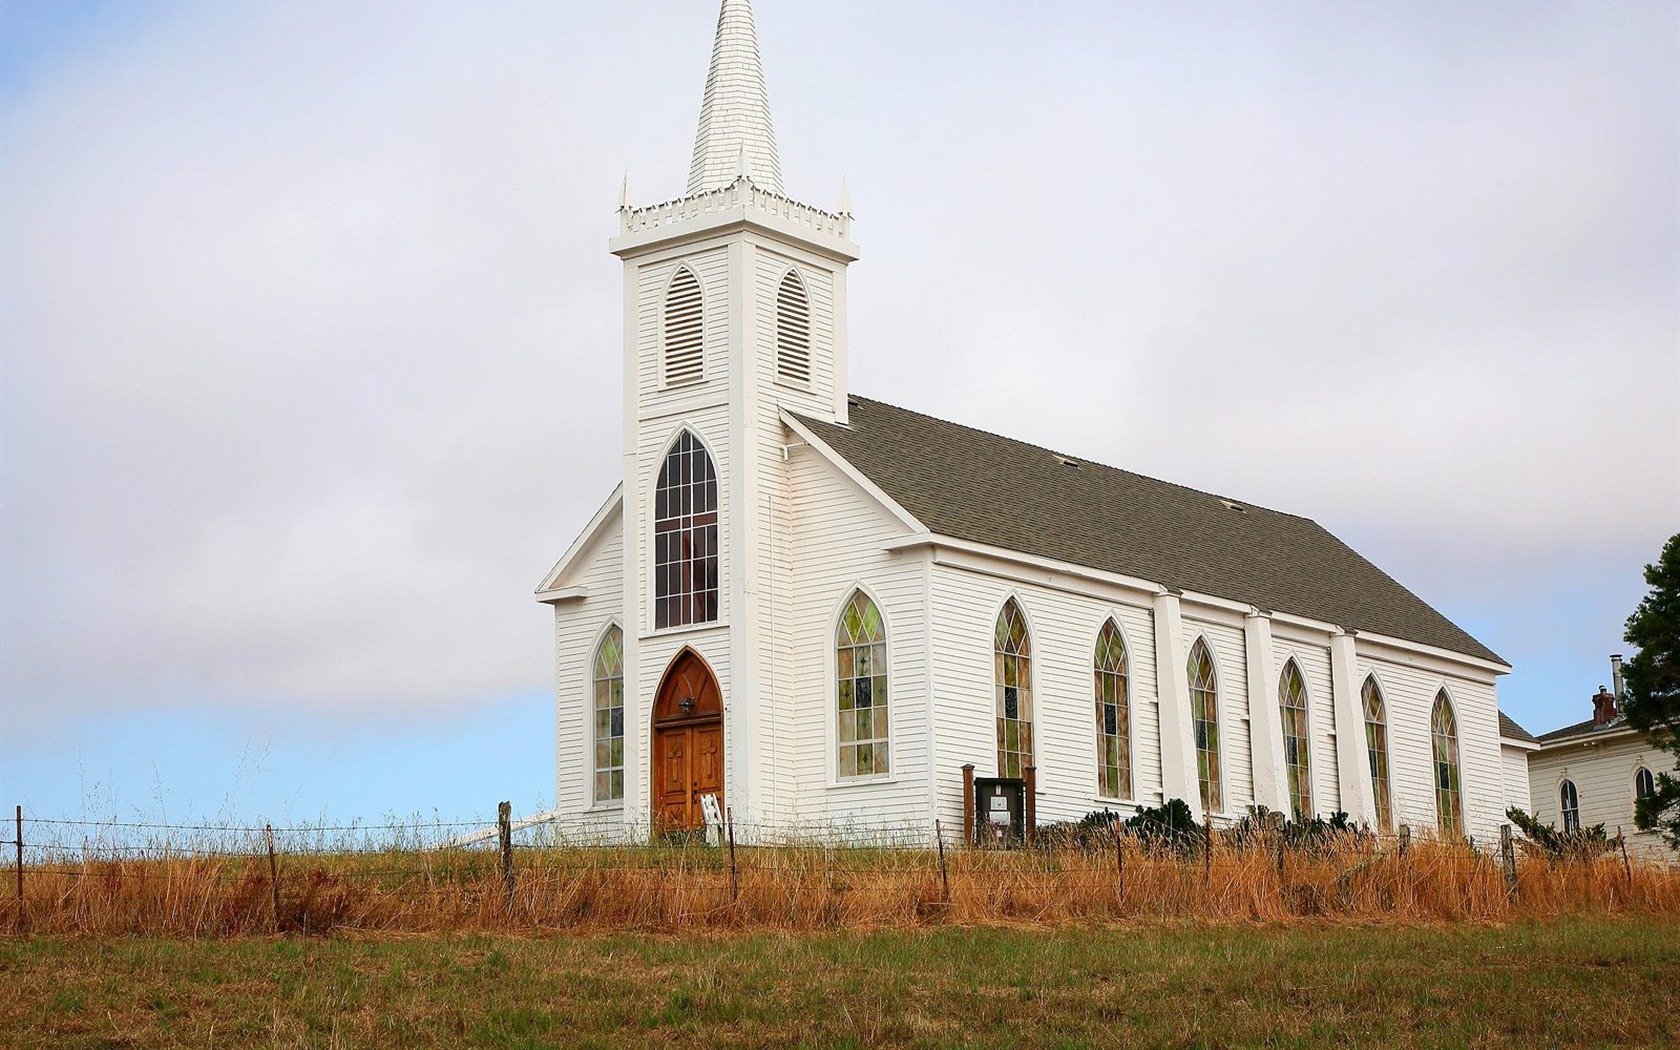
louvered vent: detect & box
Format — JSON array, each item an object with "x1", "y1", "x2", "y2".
[
  {"x1": 775, "y1": 270, "x2": 811, "y2": 386},
  {"x1": 664, "y1": 268, "x2": 704, "y2": 385}
]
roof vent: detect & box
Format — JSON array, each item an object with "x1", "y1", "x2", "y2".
[
  {"x1": 1219, "y1": 499, "x2": 1247, "y2": 513},
  {"x1": 1054, "y1": 454, "x2": 1081, "y2": 468}
]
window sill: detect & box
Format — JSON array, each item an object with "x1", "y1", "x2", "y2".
[
  {"x1": 828, "y1": 775, "x2": 899, "y2": 790},
  {"x1": 587, "y1": 802, "x2": 626, "y2": 814},
  {"x1": 644, "y1": 620, "x2": 730, "y2": 640}
]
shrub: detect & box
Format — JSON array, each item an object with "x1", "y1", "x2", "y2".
[{"x1": 1506, "y1": 807, "x2": 1618, "y2": 861}]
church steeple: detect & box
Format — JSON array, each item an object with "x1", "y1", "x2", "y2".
[{"x1": 688, "y1": 0, "x2": 783, "y2": 196}]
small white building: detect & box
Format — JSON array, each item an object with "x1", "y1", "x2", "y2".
[
  {"x1": 1526, "y1": 675, "x2": 1669, "y2": 859},
  {"x1": 537, "y1": 0, "x2": 1524, "y2": 844}
]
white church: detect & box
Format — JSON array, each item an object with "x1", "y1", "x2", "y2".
[{"x1": 538, "y1": 0, "x2": 1531, "y2": 843}]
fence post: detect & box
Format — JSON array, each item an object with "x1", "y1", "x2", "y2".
[
  {"x1": 14, "y1": 806, "x2": 22, "y2": 907},
  {"x1": 1203, "y1": 804, "x2": 1213, "y2": 887},
  {"x1": 1618, "y1": 830, "x2": 1633, "y2": 890},
  {"x1": 497, "y1": 802, "x2": 515, "y2": 910},
  {"x1": 264, "y1": 824, "x2": 280, "y2": 934},
  {"x1": 1114, "y1": 828, "x2": 1125, "y2": 904},
  {"x1": 961, "y1": 764, "x2": 975, "y2": 847},
  {"x1": 726, "y1": 806, "x2": 738, "y2": 902},
  {"x1": 1276, "y1": 832, "x2": 1286, "y2": 886},
  {"x1": 1398, "y1": 824, "x2": 1410, "y2": 859},
  {"x1": 935, "y1": 820, "x2": 949, "y2": 903},
  {"x1": 1500, "y1": 823, "x2": 1517, "y2": 898}
]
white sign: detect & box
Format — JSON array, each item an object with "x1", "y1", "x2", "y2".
[{"x1": 987, "y1": 796, "x2": 1011, "y2": 824}]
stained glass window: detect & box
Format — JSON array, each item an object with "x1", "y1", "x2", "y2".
[
  {"x1": 1188, "y1": 638, "x2": 1222, "y2": 813},
  {"x1": 1094, "y1": 620, "x2": 1131, "y2": 799},
  {"x1": 1279, "y1": 660, "x2": 1312, "y2": 821},
  {"x1": 837, "y1": 591, "x2": 889, "y2": 778},
  {"x1": 1362, "y1": 676, "x2": 1392, "y2": 830},
  {"x1": 1560, "y1": 779, "x2": 1579, "y2": 832},
  {"x1": 995, "y1": 599, "x2": 1033, "y2": 779},
  {"x1": 1431, "y1": 691, "x2": 1463, "y2": 839},
  {"x1": 593, "y1": 626, "x2": 625, "y2": 803},
  {"x1": 653, "y1": 430, "x2": 719, "y2": 629}
]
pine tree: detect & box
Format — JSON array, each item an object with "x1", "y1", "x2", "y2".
[{"x1": 1622, "y1": 533, "x2": 1680, "y2": 849}]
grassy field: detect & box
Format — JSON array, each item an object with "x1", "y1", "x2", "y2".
[{"x1": 4, "y1": 917, "x2": 1676, "y2": 1048}]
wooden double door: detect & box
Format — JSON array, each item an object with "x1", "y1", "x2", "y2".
[{"x1": 652, "y1": 650, "x2": 724, "y2": 832}]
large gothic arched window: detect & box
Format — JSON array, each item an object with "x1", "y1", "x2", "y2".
[
  {"x1": 593, "y1": 626, "x2": 625, "y2": 803},
  {"x1": 1431, "y1": 691, "x2": 1463, "y2": 839},
  {"x1": 1362, "y1": 676, "x2": 1393, "y2": 830},
  {"x1": 836, "y1": 590, "x2": 888, "y2": 778},
  {"x1": 663, "y1": 267, "x2": 705, "y2": 385},
  {"x1": 654, "y1": 431, "x2": 719, "y2": 628},
  {"x1": 995, "y1": 599, "x2": 1033, "y2": 778},
  {"x1": 1095, "y1": 620, "x2": 1131, "y2": 800},
  {"x1": 1279, "y1": 660, "x2": 1312, "y2": 821},
  {"x1": 1188, "y1": 638, "x2": 1222, "y2": 813},
  {"x1": 775, "y1": 270, "x2": 811, "y2": 385}
]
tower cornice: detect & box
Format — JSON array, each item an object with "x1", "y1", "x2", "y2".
[{"x1": 610, "y1": 177, "x2": 857, "y2": 263}]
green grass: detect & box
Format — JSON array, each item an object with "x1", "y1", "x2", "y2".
[{"x1": 3, "y1": 918, "x2": 1676, "y2": 1048}]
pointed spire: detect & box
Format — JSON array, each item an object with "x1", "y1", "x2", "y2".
[
  {"x1": 689, "y1": 0, "x2": 783, "y2": 196},
  {"x1": 618, "y1": 172, "x2": 632, "y2": 211},
  {"x1": 836, "y1": 177, "x2": 852, "y2": 216}
]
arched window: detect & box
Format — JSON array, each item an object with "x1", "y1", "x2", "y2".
[
  {"x1": 1636, "y1": 766, "x2": 1657, "y2": 801},
  {"x1": 1361, "y1": 676, "x2": 1392, "y2": 831},
  {"x1": 1188, "y1": 638, "x2": 1222, "y2": 813},
  {"x1": 664, "y1": 267, "x2": 705, "y2": 385},
  {"x1": 837, "y1": 590, "x2": 888, "y2": 778},
  {"x1": 775, "y1": 270, "x2": 811, "y2": 385},
  {"x1": 1560, "y1": 779, "x2": 1580, "y2": 832},
  {"x1": 1431, "y1": 691, "x2": 1463, "y2": 838},
  {"x1": 593, "y1": 626, "x2": 625, "y2": 803},
  {"x1": 995, "y1": 599, "x2": 1033, "y2": 778},
  {"x1": 1094, "y1": 620, "x2": 1131, "y2": 799},
  {"x1": 654, "y1": 431, "x2": 719, "y2": 628},
  {"x1": 1279, "y1": 660, "x2": 1312, "y2": 821}
]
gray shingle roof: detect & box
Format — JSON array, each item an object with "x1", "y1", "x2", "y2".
[
  {"x1": 1537, "y1": 716, "x2": 1631, "y2": 745},
  {"x1": 795, "y1": 396, "x2": 1504, "y2": 666},
  {"x1": 1498, "y1": 711, "x2": 1539, "y2": 744}
]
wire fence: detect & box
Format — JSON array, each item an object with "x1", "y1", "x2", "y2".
[{"x1": 4, "y1": 803, "x2": 1677, "y2": 937}]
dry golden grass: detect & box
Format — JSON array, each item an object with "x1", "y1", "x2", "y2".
[{"x1": 6, "y1": 832, "x2": 1676, "y2": 938}]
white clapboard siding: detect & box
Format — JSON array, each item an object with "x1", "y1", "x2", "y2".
[
  {"x1": 1501, "y1": 745, "x2": 1532, "y2": 817},
  {"x1": 1528, "y1": 734, "x2": 1668, "y2": 858},
  {"x1": 926, "y1": 568, "x2": 1164, "y2": 830},
  {"x1": 781, "y1": 435, "x2": 929, "y2": 830},
  {"x1": 551, "y1": 516, "x2": 627, "y2": 821},
  {"x1": 751, "y1": 243, "x2": 837, "y2": 419}
]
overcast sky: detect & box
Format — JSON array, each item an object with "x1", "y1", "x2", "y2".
[{"x1": 2, "y1": 0, "x2": 1675, "y2": 823}]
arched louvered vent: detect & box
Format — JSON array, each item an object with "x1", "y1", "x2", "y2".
[
  {"x1": 775, "y1": 270, "x2": 811, "y2": 385},
  {"x1": 664, "y1": 268, "x2": 704, "y2": 385}
]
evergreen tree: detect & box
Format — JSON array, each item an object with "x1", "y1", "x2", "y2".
[{"x1": 1622, "y1": 533, "x2": 1680, "y2": 849}]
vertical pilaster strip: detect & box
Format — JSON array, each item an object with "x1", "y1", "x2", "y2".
[
  {"x1": 1330, "y1": 631, "x2": 1377, "y2": 825},
  {"x1": 728, "y1": 235, "x2": 759, "y2": 829},
  {"x1": 619, "y1": 258, "x2": 644, "y2": 833},
  {"x1": 1244, "y1": 612, "x2": 1290, "y2": 814},
  {"x1": 1152, "y1": 591, "x2": 1198, "y2": 807}
]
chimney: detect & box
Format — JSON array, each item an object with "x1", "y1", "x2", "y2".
[
  {"x1": 1591, "y1": 685, "x2": 1618, "y2": 726},
  {"x1": 1610, "y1": 654, "x2": 1625, "y2": 699}
]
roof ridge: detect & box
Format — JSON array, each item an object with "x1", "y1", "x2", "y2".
[{"x1": 843, "y1": 393, "x2": 1315, "y2": 525}]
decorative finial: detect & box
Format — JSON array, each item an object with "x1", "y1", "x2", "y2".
[
  {"x1": 837, "y1": 177, "x2": 852, "y2": 216},
  {"x1": 736, "y1": 143, "x2": 749, "y2": 183},
  {"x1": 618, "y1": 172, "x2": 632, "y2": 211}
]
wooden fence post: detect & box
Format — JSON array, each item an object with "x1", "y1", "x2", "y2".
[
  {"x1": 934, "y1": 820, "x2": 949, "y2": 903},
  {"x1": 1398, "y1": 824, "x2": 1410, "y2": 859},
  {"x1": 726, "y1": 807, "x2": 738, "y2": 902},
  {"x1": 1114, "y1": 828, "x2": 1125, "y2": 904},
  {"x1": 1618, "y1": 830, "x2": 1633, "y2": 890},
  {"x1": 1500, "y1": 823, "x2": 1517, "y2": 898},
  {"x1": 961, "y1": 764, "x2": 975, "y2": 847},
  {"x1": 497, "y1": 802, "x2": 515, "y2": 910},
  {"x1": 264, "y1": 824, "x2": 280, "y2": 934}
]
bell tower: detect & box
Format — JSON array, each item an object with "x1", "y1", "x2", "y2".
[{"x1": 610, "y1": 0, "x2": 860, "y2": 829}]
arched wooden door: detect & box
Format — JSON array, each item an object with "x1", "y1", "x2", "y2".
[{"x1": 652, "y1": 650, "x2": 723, "y2": 833}]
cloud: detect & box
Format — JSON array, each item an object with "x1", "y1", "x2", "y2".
[{"x1": 2, "y1": 1, "x2": 1675, "y2": 734}]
